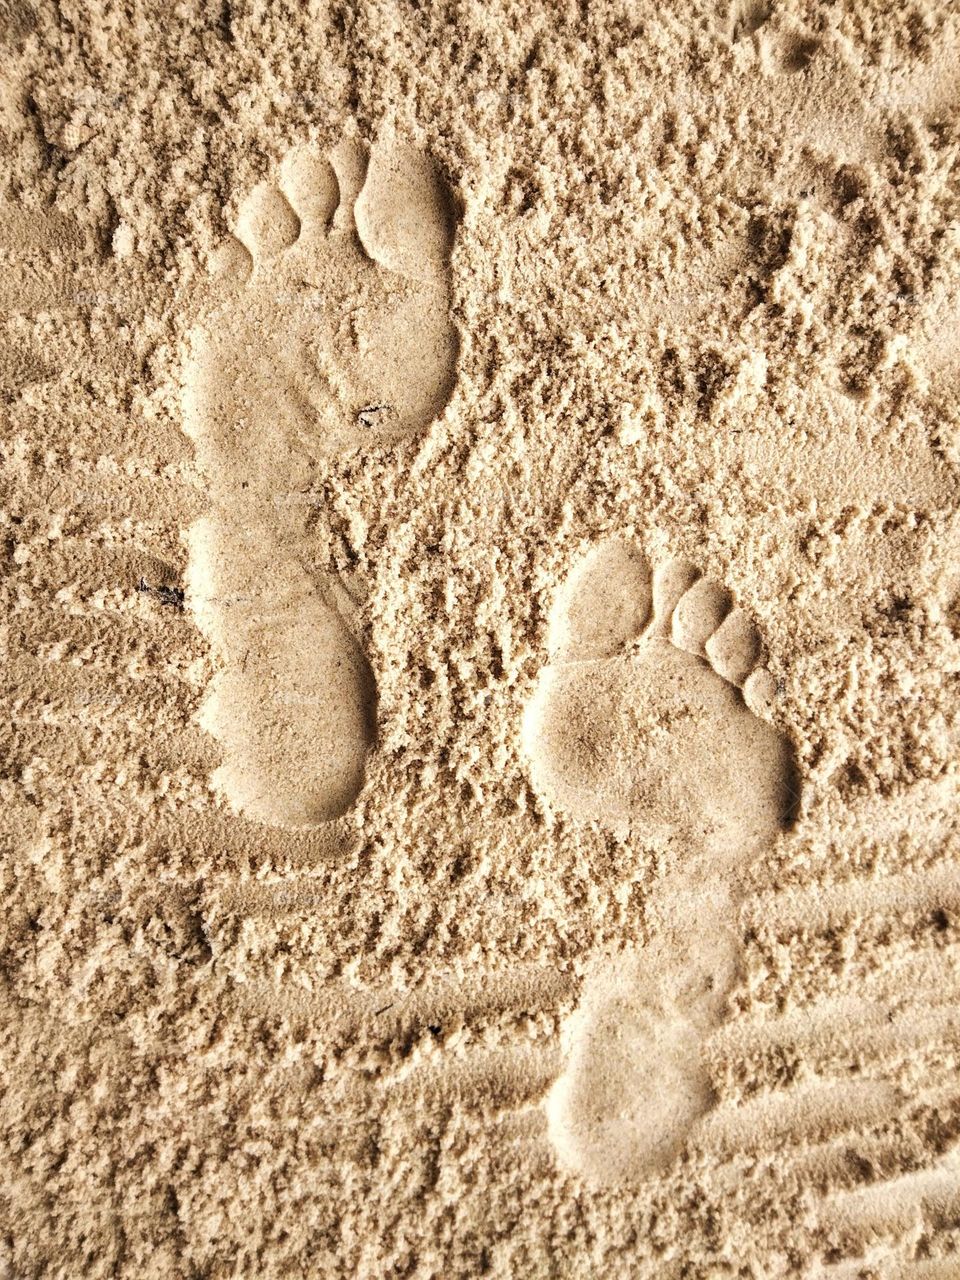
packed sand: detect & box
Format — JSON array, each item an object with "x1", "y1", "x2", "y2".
[{"x1": 3, "y1": 1, "x2": 960, "y2": 1275}]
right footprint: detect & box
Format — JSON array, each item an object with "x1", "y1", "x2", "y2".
[
  {"x1": 525, "y1": 539, "x2": 800, "y2": 1182},
  {"x1": 183, "y1": 135, "x2": 459, "y2": 827}
]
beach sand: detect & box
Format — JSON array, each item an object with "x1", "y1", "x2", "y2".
[{"x1": 2, "y1": 1, "x2": 960, "y2": 1275}]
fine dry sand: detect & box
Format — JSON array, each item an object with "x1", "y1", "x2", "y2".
[{"x1": 3, "y1": 1, "x2": 960, "y2": 1276}]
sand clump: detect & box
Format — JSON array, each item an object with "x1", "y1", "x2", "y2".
[{"x1": 2, "y1": 1, "x2": 960, "y2": 1276}]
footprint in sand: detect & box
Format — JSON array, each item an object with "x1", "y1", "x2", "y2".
[
  {"x1": 183, "y1": 137, "x2": 458, "y2": 827},
  {"x1": 524, "y1": 539, "x2": 799, "y2": 1182}
]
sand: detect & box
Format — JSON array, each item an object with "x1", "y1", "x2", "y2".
[{"x1": 2, "y1": 1, "x2": 960, "y2": 1275}]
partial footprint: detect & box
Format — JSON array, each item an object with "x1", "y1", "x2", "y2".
[
  {"x1": 526, "y1": 540, "x2": 799, "y2": 1182},
  {"x1": 545, "y1": 896, "x2": 739, "y2": 1182},
  {"x1": 524, "y1": 540, "x2": 797, "y2": 861},
  {"x1": 183, "y1": 136, "x2": 459, "y2": 827}
]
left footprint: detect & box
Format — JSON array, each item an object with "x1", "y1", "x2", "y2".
[{"x1": 183, "y1": 137, "x2": 459, "y2": 826}]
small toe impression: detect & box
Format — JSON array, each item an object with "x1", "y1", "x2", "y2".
[
  {"x1": 354, "y1": 142, "x2": 455, "y2": 281},
  {"x1": 549, "y1": 539, "x2": 652, "y2": 662},
  {"x1": 672, "y1": 577, "x2": 731, "y2": 657},
  {"x1": 743, "y1": 666, "x2": 778, "y2": 720},
  {"x1": 281, "y1": 147, "x2": 339, "y2": 229},
  {"x1": 650, "y1": 560, "x2": 700, "y2": 637},
  {"x1": 207, "y1": 235, "x2": 252, "y2": 285},
  {"x1": 234, "y1": 181, "x2": 301, "y2": 264},
  {"x1": 706, "y1": 608, "x2": 761, "y2": 685}
]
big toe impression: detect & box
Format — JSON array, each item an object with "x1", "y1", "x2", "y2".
[{"x1": 355, "y1": 142, "x2": 456, "y2": 280}]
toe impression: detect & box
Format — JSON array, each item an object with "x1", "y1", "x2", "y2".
[
  {"x1": 354, "y1": 142, "x2": 455, "y2": 281},
  {"x1": 672, "y1": 577, "x2": 731, "y2": 656},
  {"x1": 649, "y1": 559, "x2": 700, "y2": 638},
  {"x1": 281, "y1": 147, "x2": 339, "y2": 230},
  {"x1": 234, "y1": 181, "x2": 301, "y2": 264},
  {"x1": 706, "y1": 607, "x2": 761, "y2": 685},
  {"x1": 550, "y1": 539, "x2": 653, "y2": 662}
]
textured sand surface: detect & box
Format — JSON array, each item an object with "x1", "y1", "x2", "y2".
[{"x1": 3, "y1": 1, "x2": 960, "y2": 1276}]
